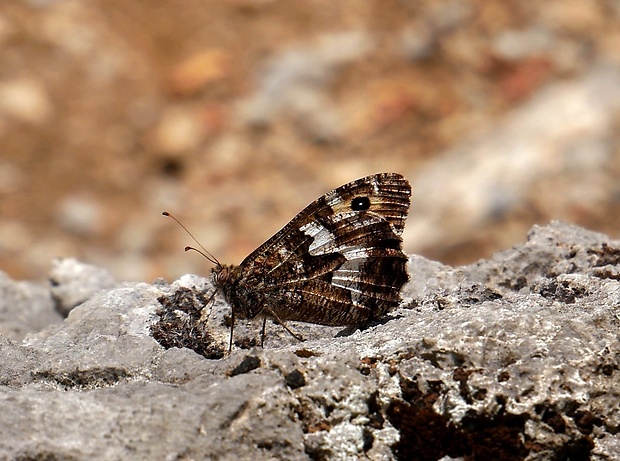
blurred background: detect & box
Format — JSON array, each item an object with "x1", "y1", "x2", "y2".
[{"x1": 1, "y1": 0, "x2": 620, "y2": 282}]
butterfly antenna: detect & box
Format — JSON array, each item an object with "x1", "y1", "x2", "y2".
[{"x1": 162, "y1": 211, "x2": 221, "y2": 266}]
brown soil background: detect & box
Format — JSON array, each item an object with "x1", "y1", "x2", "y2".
[{"x1": 1, "y1": 0, "x2": 619, "y2": 282}]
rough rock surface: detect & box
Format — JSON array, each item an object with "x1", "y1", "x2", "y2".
[
  {"x1": 0, "y1": 222, "x2": 618, "y2": 460},
  {"x1": 49, "y1": 257, "x2": 117, "y2": 317}
]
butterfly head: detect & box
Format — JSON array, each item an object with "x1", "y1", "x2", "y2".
[
  {"x1": 210, "y1": 262, "x2": 252, "y2": 351},
  {"x1": 163, "y1": 211, "x2": 254, "y2": 352},
  {"x1": 210, "y1": 263, "x2": 239, "y2": 290}
]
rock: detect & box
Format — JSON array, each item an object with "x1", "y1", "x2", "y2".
[
  {"x1": 0, "y1": 78, "x2": 53, "y2": 125},
  {"x1": 0, "y1": 221, "x2": 619, "y2": 460},
  {"x1": 0, "y1": 271, "x2": 60, "y2": 341},
  {"x1": 238, "y1": 30, "x2": 373, "y2": 141},
  {"x1": 49, "y1": 258, "x2": 116, "y2": 316},
  {"x1": 154, "y1": 106, "x2": 205, "y2": 154},
  {"x1": 168, "y1": 48, "x2": 231, "y2": 96},
  {"x1": 54, "y1": 196, "x2": 103, "y2": 237}
]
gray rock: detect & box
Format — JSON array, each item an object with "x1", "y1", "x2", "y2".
[
  {"x1": 238, "y1": 30, "x2": 373, "y2": 141},
  {"x1": 0, "y1": 221, "x2": 618, "y2": 460},
  {"x1": 0, "y1": 271, "x2": 60, "y2": 341},
  {"x1": 49, "y1": 257, "x2": 116, "y2": 316}
]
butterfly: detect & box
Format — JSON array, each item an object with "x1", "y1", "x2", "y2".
[{"x1": 165, "y1": 172, "x2": 411, "y2": 352}]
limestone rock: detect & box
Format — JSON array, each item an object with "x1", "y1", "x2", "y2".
[{"x1": 0, "y1": 222, "x2": 618, "y2": 460}]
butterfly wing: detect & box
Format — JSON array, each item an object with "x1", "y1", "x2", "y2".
[{"x1": 231, "y1": 172, "x2": 411, "y2": 325}]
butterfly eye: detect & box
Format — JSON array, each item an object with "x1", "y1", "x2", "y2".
[{"x1": 351, "y1": 196, "x2": 371, "y2": 211}]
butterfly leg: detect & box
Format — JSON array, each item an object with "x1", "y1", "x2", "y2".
[
  {"x1": 260, "y1": 317, "x2": 267, "y2": 347},
  {"x1": 228, "y1": 309, "x2": 236, "y2": 353},
  {"x1": 264, "y1": 307, "x2": 304, "y2": 342}
]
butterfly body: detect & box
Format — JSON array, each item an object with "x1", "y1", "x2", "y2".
[{"x1": 209, "y1": 172, "x2": 411, "y2": 347}]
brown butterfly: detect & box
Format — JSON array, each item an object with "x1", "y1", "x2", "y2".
[{"x1": 165, "y1": 172, "x2": 411, "y2": 351}]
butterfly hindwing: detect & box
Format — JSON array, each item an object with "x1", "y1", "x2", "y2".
[{"x1": 221, "y1": 173, "x2": 411, "y2": 327}]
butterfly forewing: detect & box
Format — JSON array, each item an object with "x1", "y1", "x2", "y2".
[{"x1": 222, "y1": 172, "x2": 411, "y2": 328}]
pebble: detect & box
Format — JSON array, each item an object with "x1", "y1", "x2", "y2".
[{"x1": 0, "y1": 79, "x2": 52, "y2": 125}]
